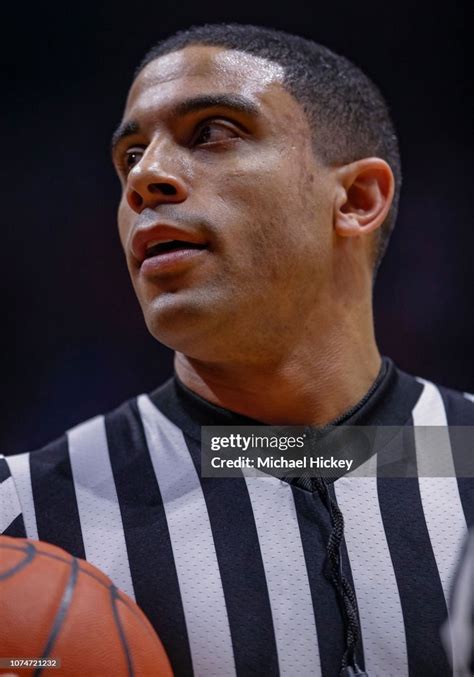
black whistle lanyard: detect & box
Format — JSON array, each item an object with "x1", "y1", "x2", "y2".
[{"x1": 312, "y1": 477, "x2": 371, "y2": 677}]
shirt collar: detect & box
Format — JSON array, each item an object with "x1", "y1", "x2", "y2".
[{"x1": 149, "y1": 356, "x2": 421, "y2": 440}]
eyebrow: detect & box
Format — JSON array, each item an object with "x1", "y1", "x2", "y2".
[
  {"x1": 111, "y1": 93, "x2": 260, "y2": 153},
  {"x1": 111, "y1": 120, "x2": 140, "y2": 154}
]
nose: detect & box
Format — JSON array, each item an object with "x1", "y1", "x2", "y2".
[{"x1": 126, "y1": 146, "x2": 188, "y2": 213}]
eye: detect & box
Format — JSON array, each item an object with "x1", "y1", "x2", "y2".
[
  {"x1": 122, "y1": 146, "x2": 145, "y2": 173},
  {"x1": 192, "y1": 121, "x2": 240, "y2": 146}
]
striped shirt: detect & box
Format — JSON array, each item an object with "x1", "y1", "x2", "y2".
[
  {"x1": 442, "y1": 529, "x2": 474, "y2": 676},
  {"x1": 1, "y1": 357, "x2": 473, "y2": 676}
]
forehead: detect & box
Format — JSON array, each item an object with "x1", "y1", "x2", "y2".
[{"x1": 123, "y1": 45, "x2": 295, "y2": 122}]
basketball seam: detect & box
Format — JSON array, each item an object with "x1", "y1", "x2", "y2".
[
  {"x1": 110, "y1": 584, "x2": 134, "y2": 677},
  {"x1": 34, "y1": 557, "x2": 79, "y2": 677},
  {"x1": 1, "y1": 540, "x2": 152, "y2": 629},
  {"x1": 0, "y1": 541, "x2": 36, "y2": 581}
]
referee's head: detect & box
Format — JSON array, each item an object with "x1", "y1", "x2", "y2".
[{"x1": 111, "y1": 24, "x2": 398, "y2": 365}]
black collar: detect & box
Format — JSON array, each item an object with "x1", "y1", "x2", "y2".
[
  {"x1": 149, "y1": 359, "x2": 423, "y2": 485},
  {"x1": 149, "y1": 356, "x2": 422, "y2": 437}
]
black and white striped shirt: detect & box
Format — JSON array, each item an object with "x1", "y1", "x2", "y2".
[
  {"x1": 1, "y1": 357, "x2": 473, "y2": 676},
  {"x1": 442, "y1": 528, "x2": 474, "y2": 676}
]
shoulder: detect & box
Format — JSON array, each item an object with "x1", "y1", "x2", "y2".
[
  {"x1": 0, "y1": 394, "x2": 153, "y2": 538},
  {"x1": 7, "y1": 395, "x2": 151, "y2": 476},
  {"x1": 3, "y1": 378, "x2": 180, "y2": 486},
  {"x1": 375, "y1": 358, "x2": 474, "y2": 426},
  {"x1": 2, "y1": 386, "x2": 178, "y2": 490},
  {"x1": 433, "y1": 382, "x2": 474, "y2": 425},
  {"x1": 408, "y1": 369, "x2": 474, "y2": 425},
  {"x1": 0, "y1": 455, "x2": 25, "y2": 536},
  {"x1": 385, "y1": 355, "x2": 473, "y2": 424}
]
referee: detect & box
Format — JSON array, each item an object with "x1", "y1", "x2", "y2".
[{"x1": 1, "y1": 24, "x2": 473, "y2": 677}]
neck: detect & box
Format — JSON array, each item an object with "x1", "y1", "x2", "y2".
[{"x1": 174, "y1": 313, "x2": 382, "y2": 426}]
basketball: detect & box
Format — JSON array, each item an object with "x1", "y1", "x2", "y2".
[{"x1": 0, "y1": 536, "x2": 173, "y2": 676}]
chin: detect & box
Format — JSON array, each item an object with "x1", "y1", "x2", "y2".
[{"x1": 142, "y1": 291, "x2": 223, "y2": 356}]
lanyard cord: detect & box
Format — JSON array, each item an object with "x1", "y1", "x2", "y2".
[{"x1": 312, "y1": 477, "x2": 368, "y2": 676}]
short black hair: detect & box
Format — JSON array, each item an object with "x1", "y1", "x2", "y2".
[{"x1": 138, "y1": 23, "x2": 401, "y2": 274}]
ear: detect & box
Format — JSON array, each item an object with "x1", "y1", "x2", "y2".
[{"x1": 333, "y1": 158, "x2": 395, "y2": 238}]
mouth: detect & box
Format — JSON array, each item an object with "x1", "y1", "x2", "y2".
[
  {"x1": 130, "y1": 222, "x2": 210, "y2": 278},
  {"x1": 144, "y1": 239, "x2": 208, "y2": 259},
  {"x1": 139, "y1": 237, "x2": 209, "y2": 278}
]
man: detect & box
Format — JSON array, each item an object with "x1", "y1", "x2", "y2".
[{"x1": 1, "y1": 23, "x2": 472, "y2": 677}]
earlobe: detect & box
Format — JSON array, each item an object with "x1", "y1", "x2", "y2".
[{"x1": 333, "y1": 158, "x2": 395, "y2": 238}]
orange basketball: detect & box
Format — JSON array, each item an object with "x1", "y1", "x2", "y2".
[{"x1": 0, "y1": 536, "x2": 173, "y2": 676}]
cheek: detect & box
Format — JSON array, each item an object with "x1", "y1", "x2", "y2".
[
  {"x1": 214, "y1": 154, "x2": 288, "y2": 225},
  {"x1": 213, "y1": 155, "x2": 324, "y2": 266}
]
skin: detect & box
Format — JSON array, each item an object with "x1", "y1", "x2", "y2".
[{"x1": 112, "y1": 45, "x2": 395, "y2": 425}]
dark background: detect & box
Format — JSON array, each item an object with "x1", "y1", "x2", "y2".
[{"x1": 1, "y1": 1, "x2": 471, "y2": 454}]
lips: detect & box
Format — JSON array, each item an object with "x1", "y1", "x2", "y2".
[
  {"x1": 131, "y1": 224, "x2": 209, "y2": 266},
  {"x1": 130, "y1": 223, "x2": 210, "y2": 277},
  {"x1": 144, "y1": 239, "x2": 207, "y2": 258}
]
